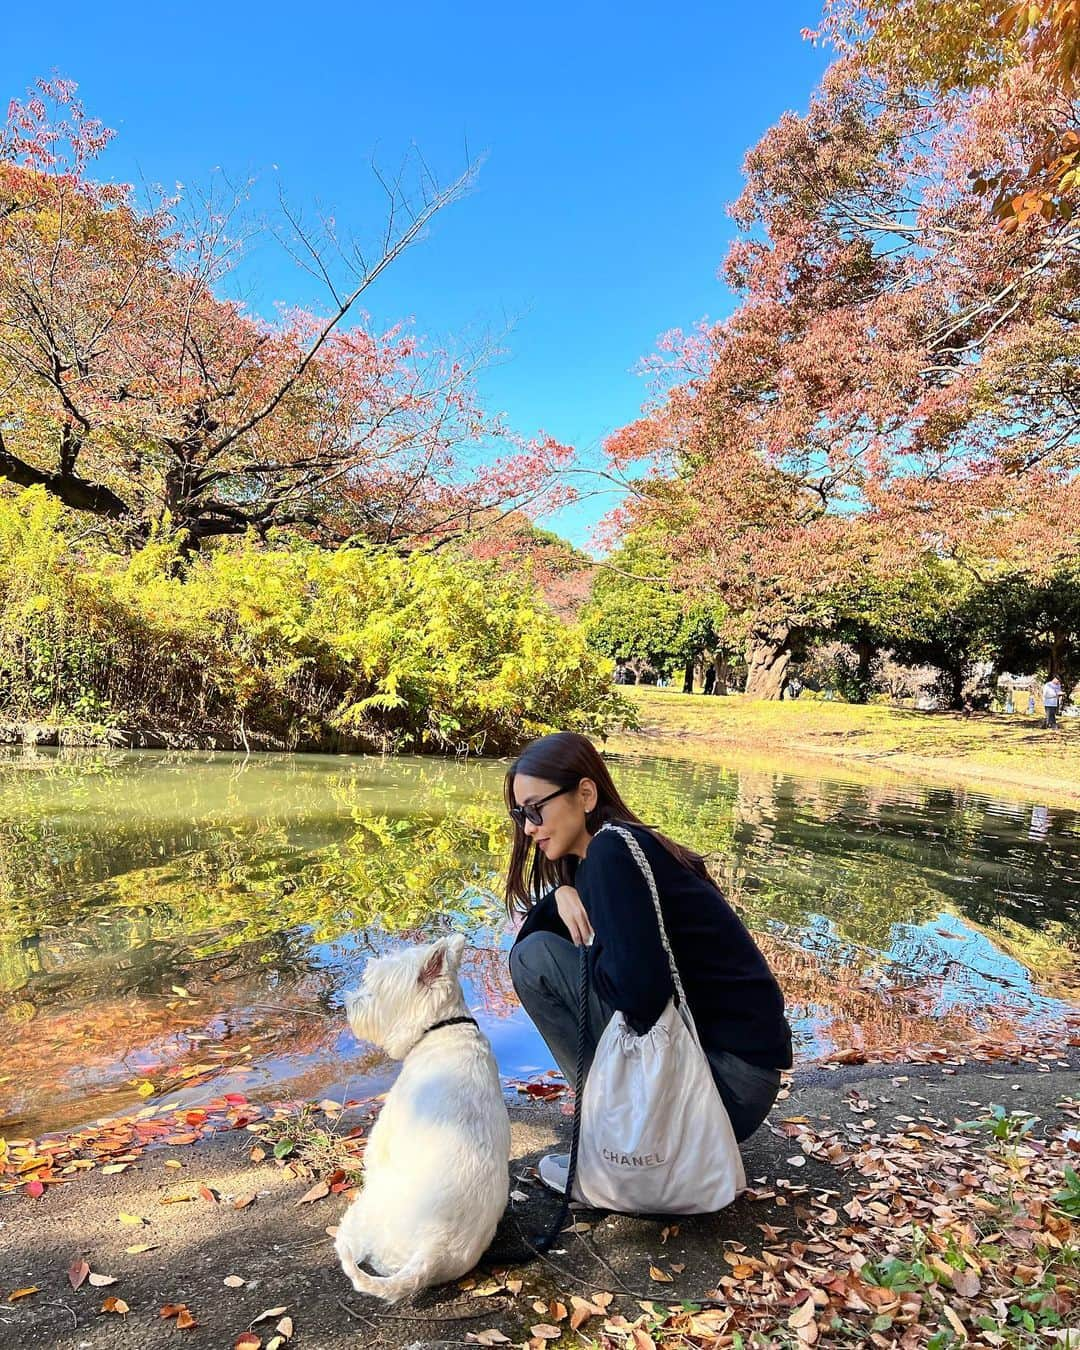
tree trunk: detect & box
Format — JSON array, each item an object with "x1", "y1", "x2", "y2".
[
  {"x1": 713, "y1": 652, "x2": 729, "y2": 696},
  {"x1": 949, "y1": 665, "x2": 965, "y2": 710},
  {"x1": 744, "y1": 626, "x2": 791, "y2": 700},
  {"x1": 682, "y1": 660, "x2": 695, "y2": 695},
  {"x1": 856, "y1": 631, "x2": 875, "y2": 703},
  {"x1": 1050, "y1": 629, "x2": 1065, "y2": 678}
]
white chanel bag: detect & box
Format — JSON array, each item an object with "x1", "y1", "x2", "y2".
[{"x1": 573, "y1": 824, "x2": 746, "y2": 1214}]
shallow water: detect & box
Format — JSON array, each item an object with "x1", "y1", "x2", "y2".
[{"x1": 1, "y1": 746, "x2": 1077, "y2": 1137}]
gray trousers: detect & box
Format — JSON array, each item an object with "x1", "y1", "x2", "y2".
[{"x1": 510, "y1": 931, "x2": 781, "y2": 1143}]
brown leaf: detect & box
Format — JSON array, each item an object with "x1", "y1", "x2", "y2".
[
  {"x1": 467, "y1": 1333, "x2": 511, "y2": 1346},
  {"x1": 276, "y1": 1316, "x2": 293, "y2": 1338},
  {"x1": 199, "y1": 1184, "x2": 219, "y2": 1204},
  {"x1": 233, "y1": 1191, "x2": 257, "y2": 1209},
  {"x1": 101, "y1": 1296, "x2": 130, "y2": 1315},
  {"x1": 67, "y1": 1259, "x2": 90, "y2": 1291},
  {"x1": 176, "y1": 1308, "x2": 198, "y2": 1330},
  {"x1": 529, "y1": 1326, "x2": 562, "y2": 1340},
  {"x1": 952, "y1": 1268, "x2": 981, "y2": 1299},
  {"x1": 235, "y1": 1337, "x2": 262, "y2": 1350},
  {"x1": 631, "y1": 1330, "x2": 657, "y2": 1350},
  {"x1": 88, "y1": 1272, "x2": 117, "y2": 1287},
  {"x1": 648, "y1": 1265, "x2": 673, "y2": 1283},
  {"x1": 789, "y1": 1296, "x2": 817, "y2": 1328},
  {"x1": 943, "y1": 1306, "x2": 968, "y2": 1340},
  {"x1": 7, "y1": 1288, "x2": 40, "y2": 1302},
  {"x1": 297, "y1": 1180, "x2": 329, "y2": 1205},
  {"x1": 160, "y1": 1304, "x2": 187, "y2": 1318},
  {"x1": 224, "y1": 1275, "x2": 246, "y2": 1288}
]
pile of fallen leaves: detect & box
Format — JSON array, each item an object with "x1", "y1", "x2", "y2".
[
  {"x1": 0, "y1": 1092, "x2": 372, "y2": 1199},
  {"x1": 464, "y1": 1092, "x2": 1080, "y2": 1350}
]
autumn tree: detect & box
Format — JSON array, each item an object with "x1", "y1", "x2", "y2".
[
  {"x1": 0, "y1": 79, "x2": 566, "y2": 554},
  {"x1": 603, "y1": 20, "x2": 1080, "y2": 697}
]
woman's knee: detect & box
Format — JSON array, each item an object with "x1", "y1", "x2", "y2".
[{"x1": 509, "y1": 931, "x2": 570, "y2": 993}]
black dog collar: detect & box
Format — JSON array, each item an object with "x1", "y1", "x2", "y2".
[{"x1": 418, "y1": 1015, "x2": 479, "y2": 1043}]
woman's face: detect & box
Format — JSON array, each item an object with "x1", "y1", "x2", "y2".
[{"x1": 512, "y1": 773, "x2": 597, "y2": 861}]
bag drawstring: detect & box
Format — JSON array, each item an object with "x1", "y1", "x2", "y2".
[{"x1": 531, "y1": 941, "x2": 589, "y2": 1253}]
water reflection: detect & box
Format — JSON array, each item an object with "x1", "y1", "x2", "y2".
[{"x1": 0, "y1": 747, "x2": 1076, "y2": 1137}]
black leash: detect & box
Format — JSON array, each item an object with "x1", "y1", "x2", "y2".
[{"x1": 531, "y1": 941, "x2": 590, "y2": 1253}]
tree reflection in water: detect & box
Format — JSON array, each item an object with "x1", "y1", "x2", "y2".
[{"x1": 0, "y1": 747, "x2": 1076, "y2": 1136}]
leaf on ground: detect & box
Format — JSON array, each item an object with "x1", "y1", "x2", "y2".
[
  {"x1": 233, "y1": 1191, "x2": 256, "y2": 1209},
  {"x1": 160, "y1": 1304, "x2": 188, "y2": 1318},
  {"x1": 88, "y1": 1272, "x2": 117, "y2": 1287},
  {"x1": 297, "y1": 1180, "x2": 329, "y2": 1205},
  {"x1": 135, "y1": 1080, "x2": 156, "y2": 1097},
  {"x1": 224, "y1": 1275, "x2": 246, "y2": 1288},
  {"x1": 252, "y1": 1306, "x2": 289, "y2": 1324},
  {"x1": 943, "y1": 1306, "x2": 968, "y2": 1340},
  {"x1": 789, "y1": 1296, "x2": 817, "y2": 1328},
  {"x1": 7, "y1": 1288, "x2": 40, "y2": 1302},
  {"x1": 275, "y1": 1315, "x2": 293, "y2": 1337},
  {"x1": 176, "y1": 1308, "x2": 198, "y2": 1329},
  {"x1": 24, "y1": 1180, "x2": 44, "y2": 1198},
  {"x1": 125, "y1": 1244, "x2": 158, "y2": 1254},
  {"x1": 164, "y1": 1159, "x2": 183, "y2": 1170},
  {"x1": 199, "y1": 1184, "x2": 219, "y2": 1204},
  {"x1": 250, "y1": 1146, "x2": 267, "y2": 1163},
  {"x1": 118, "y1": 1212, "x2": 146, "y2": 1225},
  {"x1": 467, "y1": 1333, "x2": 511, "y2": 1346},
  {"x1": 529, "y1": 1326, "x2": 562, "y2": 1341},
  {"x1": 101, "y1": 1163, "x2": 130, "y2": 1174},
  {"x1": 68, "y1": 1259, "x2": 90, "y2": 1291},
  {"x1": 648, "y1": 1265, "x2": 673, "y2": 1283},
  {"x1": 101, "y1": 1296, "x2": 129, "y2": 1315},
  {"x1": 235, "y1": 1336, "x2": 261, "y2": 1350}
]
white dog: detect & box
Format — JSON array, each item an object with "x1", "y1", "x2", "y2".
[{"x1": 335, "y1": 934, "x2": 511, "y2": 1302}]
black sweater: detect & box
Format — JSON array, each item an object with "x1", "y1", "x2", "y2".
[{"x1": 514, "y1": 821, "x2": 793, "y2": 1070}]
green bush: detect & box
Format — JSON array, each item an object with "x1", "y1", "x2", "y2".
[{"x1": 0, "y1": 488, "x2": 624, "y2": 753}]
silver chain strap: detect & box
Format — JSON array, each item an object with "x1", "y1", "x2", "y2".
[{"x1": 597, "y1": 823, "x2": 695, "y2": 1027}]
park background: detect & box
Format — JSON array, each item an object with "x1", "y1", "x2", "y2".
[{"x1": 0, "y1": 4, "x2": 1079, "y2": 1349}]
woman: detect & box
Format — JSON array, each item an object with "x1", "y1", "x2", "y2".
[{"x1": 506, "y1": 732, "x2": 792, "y2": 1197}]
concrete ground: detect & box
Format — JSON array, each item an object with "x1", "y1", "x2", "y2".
[{"x1": 1, "y1": 1052, "x2": 1078, "y2": 1350}]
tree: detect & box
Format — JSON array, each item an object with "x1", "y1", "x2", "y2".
[
  {"x1": 602, "y1": 24, "x2": 1080, "y2": 696},
  {"x1": 0, "y1": 78, "x2": 565, "y2": 554},
  {"x1": 581, "y1": 535, "x2": 727, "y2": 688}
]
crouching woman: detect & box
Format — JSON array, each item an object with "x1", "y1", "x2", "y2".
[{"x1": 505, "y1": 732, "x2": 792, "y2": 1196}]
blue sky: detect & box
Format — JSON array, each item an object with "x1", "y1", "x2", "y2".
[{"x1": 2, "y1": 2, "x2": 828, "y2": 550}]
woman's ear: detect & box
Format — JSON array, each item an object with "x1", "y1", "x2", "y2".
[{"x1": 578, "y1": 777, "x2": 598, "y2": 813}]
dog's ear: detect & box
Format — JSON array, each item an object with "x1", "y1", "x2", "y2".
[
  {"x1": 418, "y1": 941, "x2": 448, "y2": 987},
  {"x1": 418, "y1": 935, "x2": 466, "y2": 987}
]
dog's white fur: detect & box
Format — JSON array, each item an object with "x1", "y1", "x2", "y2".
[{"x1": 335, "y1": 934, "x2": 511, "y2": 1302}]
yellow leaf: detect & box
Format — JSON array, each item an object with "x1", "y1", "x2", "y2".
[
  {"x1": 118, "y1": 1212, "x2": 146, "y2": 1225},
  {"x1": 135, "y1": 1080, "x2": 156, "y2": 1097},
  {"x1": 7, "y1": 1287, "x2": 40, "y2": 1302},
  {"x1": 648, "y1": 1265, "x2": 673, "y2": 1283}
]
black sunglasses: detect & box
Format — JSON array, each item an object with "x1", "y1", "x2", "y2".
[{"x1": 509, "y1": 783, "x2": 575, "y2": 829}]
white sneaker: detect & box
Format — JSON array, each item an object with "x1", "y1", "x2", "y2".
[{"x1": 538, "y1": 1153, "x2": 569, "y2": 1195}]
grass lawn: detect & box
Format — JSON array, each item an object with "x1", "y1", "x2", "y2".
[{"x1": 611, "y1": 685, "x2": 1080, "y2": 804}]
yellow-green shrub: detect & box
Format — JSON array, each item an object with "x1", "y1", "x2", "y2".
[{"x1": 0, "y1": 489, "x2": 624, "y2": 752}]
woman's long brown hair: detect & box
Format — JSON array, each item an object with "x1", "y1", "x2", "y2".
[{"x1": 503, "y1": 731, "x2": 715, "y2": 917}]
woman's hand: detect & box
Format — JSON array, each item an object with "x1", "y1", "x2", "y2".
[{"x1": 555, "y1": 885, "x2": 594, "y2": 947}]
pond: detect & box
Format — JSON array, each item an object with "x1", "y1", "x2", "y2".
[{"x1": 1, "y1": 746, "x2": 1078, "y2": 1139}]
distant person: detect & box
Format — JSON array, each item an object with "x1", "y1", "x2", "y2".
[
  {"x1": 1028, "y1": 690, "x2": 1036, "y2": 716},
  {"x1": 1043, "y1": 675, "x2": 1063, "y2": 729},
  {"x1": 1003, "y1": 690, "x2": 1014, "y2": 714},
  {"x1": 788, "y1": 677, "x2": 802, "y2": 700},
  {"x1": 703, "y1": 665, "x2": 716, "y2": 696}
]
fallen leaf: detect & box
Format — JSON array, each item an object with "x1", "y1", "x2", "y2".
[
  {"x1": 786, "y1": 1155, "x2": 807, "y2": 1167},
  {"x1": 88, "y1": 1272, "x2": 118, "y2": 1287},
  {"x1": 7, "y1": 1288, "x2": 40, "y2": 1302},
  {"x1": 68, "y1": 1259, "x2": 90, "y2": 1291},
  {"x1": 171, "y1": 985, "x2": 190, "y2": 997},
  {"x1": 297, "y1": 1180, "x2": 329, "y2": 1205},
  {"x1": 101, "y1": 1296, "x2": 129, "y2": 1315},
  {"x1": 160, "y1": 1304, "x2": 187, "y2": 1318},
  {"x1": 101, "y1": 1163, "x2": 130, "y2": 1175},
  {"x1": 199, "y1": 1185, "x2": 219, "y2": 1204},
  {"x1": 276, "y1": 1315, "x2": 293, "y2": 1337},
  {"x1": 233, "y1": 1192, "x2": 256, "y2": 1209},
  {"x1": 648, "y1": 1265, "x2": 673, "y2": 1283},
  {"x1": 176, "y1": 1308, "x2": 197, "y2": 1330},
  {"x1": 235, "y1": 1336, "x2": 261, "y2": 1350},
  {"x1": 252, "y1": 1306, "x2": 289, "y2": 1324},
  {"x1": 671, "y1": 1262, "x2": 685, "y2": 1273},
  {"x1": 467, "y1": 1333, "x2": 511, "y2": 1346},
  {"x1": 224, "y1": 1275, "x2": 246, "y2": 1288},
  {"x1": 789, "y1": 1296, "x2": 816, "y2": 1328},
  {"x1": 135, "y1": 1080, "x2": 156, "y2": 1097},
  {"x1": 164, "y1": 1159, "x2": 183, "y2": 1170},
  {"x1": 529, "y1": 1326, "x2": 561, "y2": 1341},
  {"x1": 118, "y1": 1212, "x2": 146, "y2": 1225},
  {"x1": 943, "y1": 1306, "x2": 968, "y2": 1341},
  {"x1": 125, "y1": 1243, "x2": 158, "y2": 1254},
  {"x1": 250, "y1": 1146, "x2": 267, "y2": 1163},
  {"x1": 24, "y1": 1179, "x2": 44, "y2": 1198}
]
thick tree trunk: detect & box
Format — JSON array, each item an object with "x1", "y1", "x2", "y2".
[
  {"x1": 949, "y1": 665, "x2": 965, "y2": 710},
  {"x1": 744, "y1": 627, "x2": 792, "y2": 700},
  {"x1": 713, "y1": 652, "x2": 729, "y2": 695},
  {"x1": 682, "y1": 660, "x2": 695, "y2": 695},
  {"x1": 856, "y1": 632, "x2": 875, "y2": 702}
]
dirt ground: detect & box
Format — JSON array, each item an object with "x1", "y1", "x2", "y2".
[{"x1": 2, "y1": 1051, "x2": 1078, "y2": 1350}]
